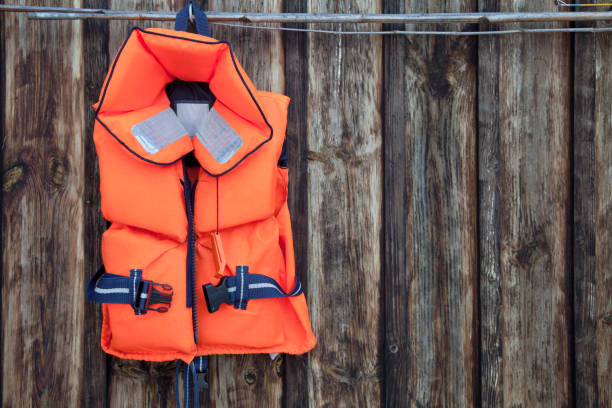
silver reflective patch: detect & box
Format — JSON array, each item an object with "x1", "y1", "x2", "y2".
[
  {"x1": 176, "y1": 103, "x2": 209, "y2": 136},
  {"x1": 132, "y1": 108, "x2": 188, "y2": 154},
  {"x1": 195, "y1": 108, "x2": 243, "y2": 164}
]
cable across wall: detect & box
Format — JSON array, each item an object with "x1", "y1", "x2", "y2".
[{"x1": 1, "y1": 5, "x2": 612, "y2": 36}]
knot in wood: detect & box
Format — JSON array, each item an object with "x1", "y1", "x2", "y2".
[
  {"x1": 3, "y1": 164, "x2": 25, "y2": 193},
  {"x1": 47, "y1": 156, "x2": 66, "y2": 187},
  {"x1": 244, "y1": 369, "x2": 258, "y2": 385}
]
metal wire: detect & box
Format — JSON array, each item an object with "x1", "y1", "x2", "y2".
[
  {"x1": 0, "y1": 6, "x2": 611, "y2": 24},
  {"x1": 556, "y1": 0, "x2": 612, "y2": 6},
  {"x1": 211, "y1": 22, "x2": 612, "y2": 36},
  {"x1": 1, "y1": 4, "x2": 611, "y2": 36}
]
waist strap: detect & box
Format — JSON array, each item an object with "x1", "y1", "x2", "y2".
[
  {"x1": 86, "y1": 267, "x2": 173, "y2": 314},
  {"x1": 203, "y1": 265, "x2": 303, "y2": 313}
]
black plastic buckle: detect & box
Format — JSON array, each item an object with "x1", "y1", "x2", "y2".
[
  {"x1": 138, "y1": 282, "x2": 173, "y2": 313},
  {"x1": 196, "y1": 371, "x2": 209, "y2": 390},
  {"x1": 203, "y1": 277, "x2": 231, "y2": 313}
]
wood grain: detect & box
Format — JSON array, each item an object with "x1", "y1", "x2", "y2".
[
  {"x1": 478, "y1": 0, "x2": 503, "y2": 406},
  {"x1": 382, "y1": 0, "x2": 408, "y2": 406},
  {"x1": 108, "y1": 0, "x2": 179, "y2": 60},
  {"x1": 82, "y1": 0, "x2": 110, "y2": 406},
  {"x1": 573, "y1": 17, "x2": 597, "y2": 408},
  {"x1": 479, "y1": 0, "x2": 573, "y2": 406},
  {"x1": 573, "y1": 18, "x2": 612, "y2": 408},
  {"x1": 282, "y1": 0, "x2": 311, "y2": 406},
  {"x1": 385, "y1": 0, "x2": 479, "y2": 406},
  {"x1": 592, "y1": 28, "x2": 612, "y2": 408},
  {"x1": 305, "y1": 0, "x2": 383, "y2": 406},
  {"x1": 209, "y1": 353, "x2": 284, "y2": 408},
  {"x1": 108, "y1": 358, "x2": 176, "y2": 408},
  {"x1": 1, "y1": 1, "x2": 86, "y2": 406},
  {"x1": 209, "y1": 0, "x2": 284, "y2": 94}
]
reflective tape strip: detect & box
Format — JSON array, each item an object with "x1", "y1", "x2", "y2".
[
  {"x1": 176, "y1": 102, "x2": 209, "y2": 135},
  {"x1": 94, "y1": 287, "x2": 129, "y2": 295},
  {"x1": 132, "y1": 108, "x2": 188, "y2": 154},
  {"x1": 195, "y1": 107, "x2": 243, "y2": 164}
]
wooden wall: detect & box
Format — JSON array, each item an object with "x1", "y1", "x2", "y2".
[{"x1": 1, "y1": 0, "x2": 611, "y2": 406}]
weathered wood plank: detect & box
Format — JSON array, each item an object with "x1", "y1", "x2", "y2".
[
  {"x1": 479, "y1": 0, "x2": 573, "y2": 406},
  {"x1": 478, "y1": 0, "x2": 502, "y2": 406},
  {"x1": 1, "y1": 1, "x2": 86, "y2": 406},
  {"x1": 108, "y1": 359, "x2": 176, "y2": 408},
  {"x1": 384, "y1": 0, "x2": 479, "y2": 406},
  {"x1": 0, "y1": 6, "x2": 3, "y2": 402},
  {"x1": 82, "y1": 0, "x2": 110, "y2": 406},
  {"x1": 207, "y1": 1, "x2": 285, "y2": 406},
  {"x1": 305, "y1": 0, "x2": 383, "y2": 406},
  {"x1": 108, "y1": 0, "x2": 179, "y2": 61},
  {"x1": 282, "y1": 0, "x2": 311, "y2": 405},
  {"x1": 209, "y1": 354, "x2": 283, "y2": 407},
  {"x1": 209, "y1": 0, "x2": 284, "y2": 94},
  {"x1": 382, "y1": 0, "x2": 408, "y2": 406},
  {"x1": 592, "y1": 28, "x2": 612, "y2": 408},
  {"x1": 574, "y1": 18, "x2": 612, "y2": 408},
  {"x1": 573, "y1": 16, "x2": 597, "y2": 408}
]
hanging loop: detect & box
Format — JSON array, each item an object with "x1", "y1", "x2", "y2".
[{"x1": 175, "y1": 0, "x2": 210, "y2": 37}]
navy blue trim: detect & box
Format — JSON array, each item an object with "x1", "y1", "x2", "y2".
[
  {"x1": 93, "y1": 27, "x2": 274, "y2": 177},
  {"x1": 182, "y1": 158, "x2": 199, "y2": 345},
  {"x1": 278, "y1": 140, "x2": 288, "y2": 168}
]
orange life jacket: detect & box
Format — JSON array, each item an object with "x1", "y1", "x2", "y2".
[{"x1": 86, "y1": 2, "x2": 316, "y2": 387}]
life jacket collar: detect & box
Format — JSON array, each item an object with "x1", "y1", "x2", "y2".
[{"x1": 94, "y1": 27, "x2": 273, "y2": 176}]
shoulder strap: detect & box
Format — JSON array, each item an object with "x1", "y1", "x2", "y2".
[{"x1": 175, "y1": 0, "x2": 211, "y2": 37}]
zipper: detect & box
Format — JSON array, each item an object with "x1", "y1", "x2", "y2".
[{"x1": 182, "y1": 158, "x2": 199, "y2": 345}]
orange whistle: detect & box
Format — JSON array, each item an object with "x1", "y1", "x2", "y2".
[{"x1": 210, "y1": 232, "x2": 229, "y2": 277}]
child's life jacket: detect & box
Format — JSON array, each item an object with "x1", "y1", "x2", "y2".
[{"x1": 85, "y1": 2, "x2": 316, "y2": 391}]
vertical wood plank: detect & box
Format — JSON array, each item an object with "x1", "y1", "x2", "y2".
[
  {"x1": 105, "y1": 1, "x2": 179, "y2": 406},
  {"x1": 108, "y1": 359, "x2": 176, "y2": 408},
  {"x1": 391, "y1": 0, "x2": 478, "y2": 406},
  {"x1": 0, "y1": 5, "x2": 5, "y2": 405},
  {"x1": 382, "y1": 0, "x2": 408, "y2": 406},
  {"x1": 306, "y1": 0, "x2": 383, "y2": 406},
  {"x1": 207, "y1": 1, "x2": 285, "y2": 406},
  {"x1": 573, "y1": 17, "x2": 597, "y2": 408},
  {"x1": 82, "y1": 0, "x2": 110, "y2": 406},
  {"x1": 1, "y1": 1, "x2": 86, "y2": 406},
  {"x1": 210, "y1": 354, "x2": 283, "y2": 408},
  {"x1": 592, "y1": 29, "x2": 612, "y2": 408},
  {"x1": 208, "y1": 0, "x2": 284, "y2": 94},
  {"x1": 574, "y1": 18, "x2": 612, "y2": 408},
  {"x1": 478, "y1": 0, "x2": 502, "y2": 406},
  {"x1": 282, "y1": 0, "x2": 311, "y2": 405},
  {"x1": 479, "y1": 1, "x2": 573, "y2": 406},
  {"x1": 108, "y1": 0, "x2": 180, "y2": 61}
]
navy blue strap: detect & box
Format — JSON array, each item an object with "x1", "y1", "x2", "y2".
[
  {"x1": 175, "y1": 357, "x2": 208, "y2": 408},
  {"x1": 86, "y1": 267, "x2": 173, "y2": 314},
  {"x1": 175, "y1": 0, "x2": 210, "y2": 37},
  {"x1": 194, "y1": 356, "x2": 209, "y2": 390},
  {"x1": 203, "y1": 266, "x2": 303, "y2": 313}
]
